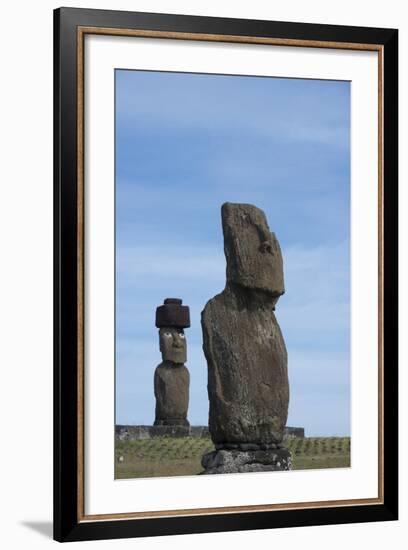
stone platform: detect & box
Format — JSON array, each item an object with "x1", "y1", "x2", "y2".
[
  {"x1": 115, "y1": 424, "x2": 210, "y2": 440},
  {"x1": 115, "y1": 425, "x2": 304, "y2": 441},
  {"x1": 201, "y1": 447, "x2": 292, "y2": 474},
  {"x1": 284, "y1": 426, "x2": 305, "y2": 438}
]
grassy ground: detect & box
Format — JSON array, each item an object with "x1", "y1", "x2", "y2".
[{"x1": 115, "y1": 436, "x2": 350, "y2": 479}]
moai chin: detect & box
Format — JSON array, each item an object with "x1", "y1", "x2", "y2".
[
  {"x1": 153, "y1": 298, "x2": 190, "y2": 427},
  {"x1": 201, "y1": 203, "x2": 291, "y2": 473}
]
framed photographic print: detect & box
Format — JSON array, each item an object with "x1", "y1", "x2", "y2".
[{"x1": 53, "y1": 7, "x2": 398, "y2": 542}]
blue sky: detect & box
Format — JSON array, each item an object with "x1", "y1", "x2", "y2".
[{"x1": 115, "y1": 69, "x2": 350, "y2": 436}]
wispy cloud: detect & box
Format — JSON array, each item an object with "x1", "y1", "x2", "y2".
[
  {"x1": 116, "y1": 70, "x2": 349, "y2": 149},
  {"x1": 117, "y1": 244, "x2": 224, "y2": 282}
]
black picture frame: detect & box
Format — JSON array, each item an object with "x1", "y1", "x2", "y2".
[{"x1": 54, "y1": 7, "x2": 398, "y2": 542}]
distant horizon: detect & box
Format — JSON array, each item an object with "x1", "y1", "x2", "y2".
[{"x1": 115, "y1": 69, "x2": 351, "y2": 437}]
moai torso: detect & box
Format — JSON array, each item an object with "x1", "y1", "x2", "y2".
[
  {"x1": 154, "y1": 299, "x2": 190, "y2": 427},
  {"x1": 201, "y1": 203, "x2": 289, "y2": 448}
]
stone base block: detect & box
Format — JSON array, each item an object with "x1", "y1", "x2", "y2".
[{"x1": 201, "y1": 447, "x2": 292, "y2": 474}]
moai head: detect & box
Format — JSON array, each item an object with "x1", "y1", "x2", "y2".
[
  {"x1": 159, "y1": 327, "x2": 186, "y2": 364},
  {"x1": 155, "y1": 298, "x2": 190, "y2": 364},
  {"x1": 221, "y1": 202, "x2": 285, "y2": 299}
]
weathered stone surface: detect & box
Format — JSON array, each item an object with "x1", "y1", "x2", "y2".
[
  {"x1": 201, "y1": 202, "x2": 289, "y2": 448},
  {"x1": 201, "y1": 448, "x2": 292, "y2": 474},
  {"x1": 154, "y1": 361, "x2": 190, "y2": 426}
]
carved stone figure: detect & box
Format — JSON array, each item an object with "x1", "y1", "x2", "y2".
[
  {"x1": 201, "y1": 203, "x2": 291, "y2": 473},
  {"x1": 154, "y1": 298, "x2": 190, "y2": 427}
]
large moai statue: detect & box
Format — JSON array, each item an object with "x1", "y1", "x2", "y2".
[
  {"x1": 154, "y1": 298, "x2": 190, "y2": 427},
  {"x1": 201, "y1": 203, "x2": 291, "y2": 474}
]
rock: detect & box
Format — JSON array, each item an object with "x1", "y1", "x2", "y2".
[
  {"x1": 238, "y1": 443, "x2": 263, "y2": 451},
  {"x1": 154, "y1": 362, "x2": 190, "y2": 426},
  {"x1": 215, "y1": 443, "x2": 239, "y2": 450},
  {"x1": 201, "y1": 203, "x2": 289, "y2": 448},
  {"x1": 201, "y1": 448, "x2": 292, "y2": 474}
]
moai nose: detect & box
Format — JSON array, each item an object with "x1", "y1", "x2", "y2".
[{"x1": 173, "y1": 334, "x2": 183, "y2": 348}]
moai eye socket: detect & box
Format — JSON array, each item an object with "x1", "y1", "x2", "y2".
[
  {"x1": 164, "y1": 332, "x2": 172, "y2": 338},
  {"x1": 179, "y1": 333, "x2": 185, "y2": 339},
  {"x1": 259, "y1": 240, "x2": 273, "y2": 254}
]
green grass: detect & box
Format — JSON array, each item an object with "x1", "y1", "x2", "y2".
[{"x1": 115, "y1": 436, "x2": 350, "y2": 479}]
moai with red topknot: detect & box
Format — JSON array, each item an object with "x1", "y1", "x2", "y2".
[{"x1": 154, "y1": 298, "x2": 190, "y2": 427}]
